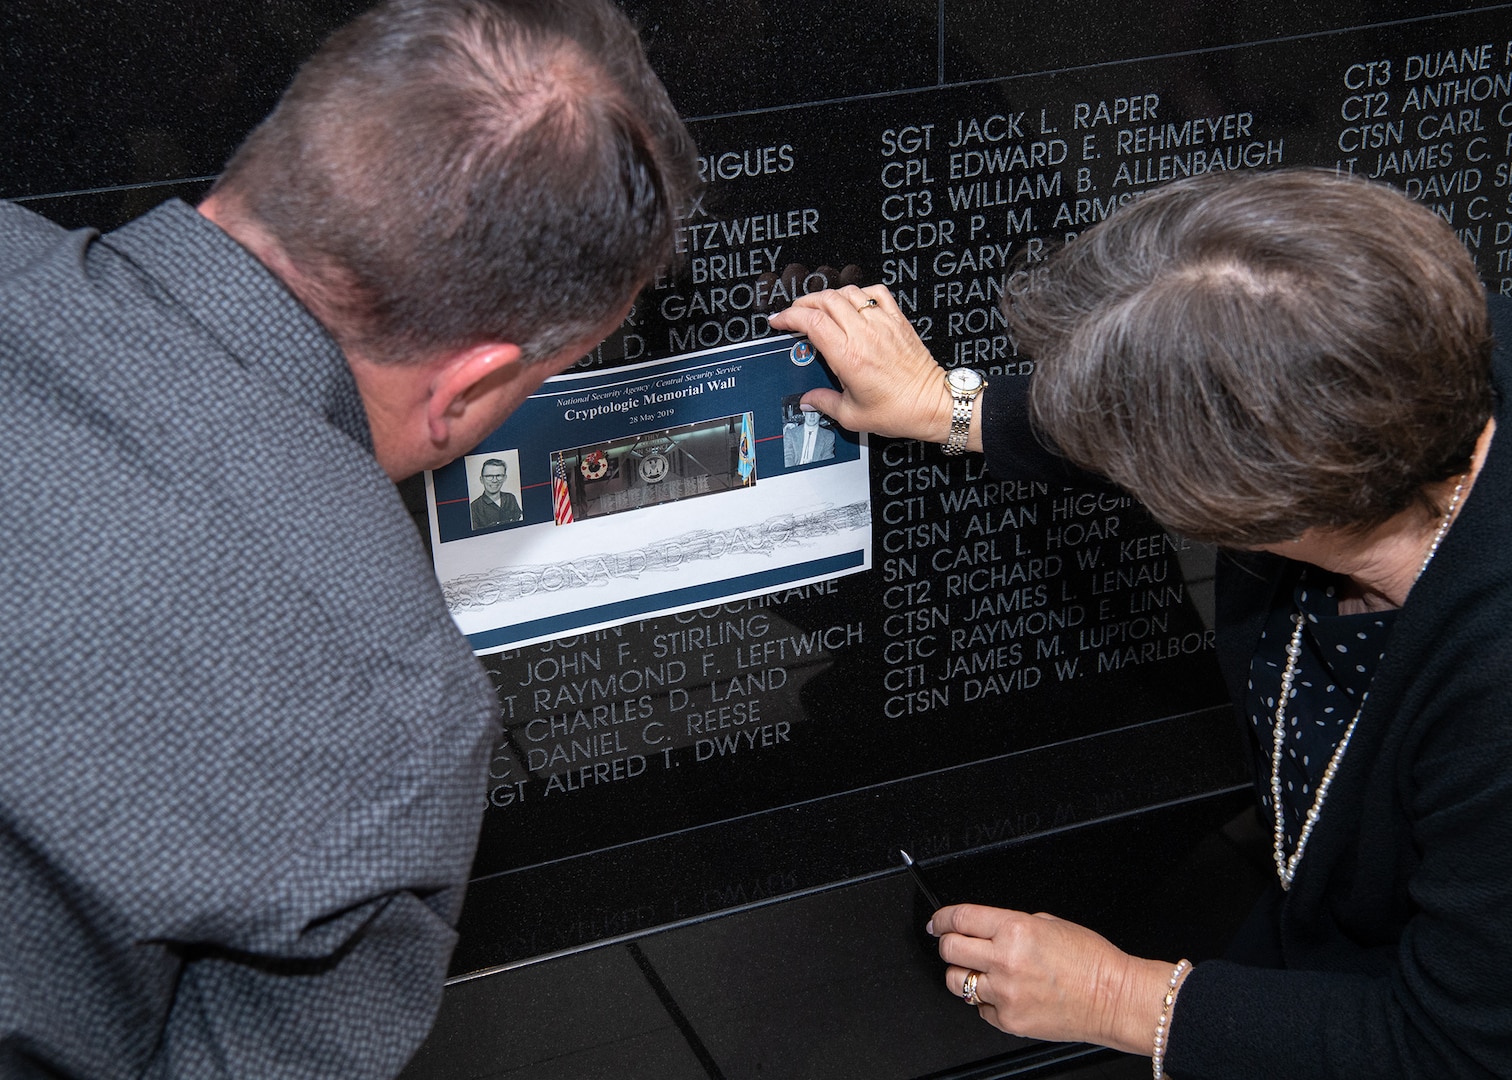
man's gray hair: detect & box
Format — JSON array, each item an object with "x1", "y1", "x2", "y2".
[{"x1": 213, "y1": 0, "x2": 699, "y2": 366}]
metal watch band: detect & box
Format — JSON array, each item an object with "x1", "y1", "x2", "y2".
[
  {"x1": 942, "y1": 369, "x2": 984, "y2": 456},
  {"x1": 942, "y1": 395, "x2": 974, "y2": 455}
]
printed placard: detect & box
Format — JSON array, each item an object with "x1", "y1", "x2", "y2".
[{"x1": 425, "y1": 335, "x2": 871, "y2": 654}]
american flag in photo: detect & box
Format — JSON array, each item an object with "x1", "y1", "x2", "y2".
[{"x1": 552, "y1": 455, "x2": 575, "y2": 525}]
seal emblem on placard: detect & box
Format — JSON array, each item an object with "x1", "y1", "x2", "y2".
[
  {"x1": 790, "y1": 340, "x2": 815, "y2": 366},
  {"x1": 638, "y1": 451, "x2": 670, "y2": 484}
]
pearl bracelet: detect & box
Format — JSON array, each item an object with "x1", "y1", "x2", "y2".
[{"x1": 1151, "y1": 959, "x2": 1192, "y2": 1080}]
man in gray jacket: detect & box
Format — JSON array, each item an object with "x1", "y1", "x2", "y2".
[{"x1": 0, "y1": 1, "x2": 696, "y2": 1077}]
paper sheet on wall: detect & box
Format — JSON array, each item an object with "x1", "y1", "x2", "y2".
[{"x1": 424, "y1": 334, "x2": 872, "y2": 655}]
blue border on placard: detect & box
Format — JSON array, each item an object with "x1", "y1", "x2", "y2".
[{"x1": 465, "y1": 550, "x2": 864, "y2": 653}]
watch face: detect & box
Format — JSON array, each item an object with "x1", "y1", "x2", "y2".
[{"x1": 946, "y1": 367, "x2": 983, "y2": 393}]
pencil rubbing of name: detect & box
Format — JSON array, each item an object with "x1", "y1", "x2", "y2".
[{"x1": 442, "y1": 502, "x2": 871, "y2": 609}]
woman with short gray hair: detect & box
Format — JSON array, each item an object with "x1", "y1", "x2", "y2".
[{"x1": 772, "y1": 169, "x2": 1512, "y2": 1079}]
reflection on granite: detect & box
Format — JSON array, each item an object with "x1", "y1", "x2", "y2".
[
  {"x1": 452, "y1": 708, "x2": 1246, "y2": 973},
  {"x1": 408, "y1": 791, "x2": 1267, "y2": 1079}
]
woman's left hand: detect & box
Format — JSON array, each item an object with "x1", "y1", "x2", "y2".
[{"x1": 930, "y1": 903, "x2": 1174, "y2": 1055}]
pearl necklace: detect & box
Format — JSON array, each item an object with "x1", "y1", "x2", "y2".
[{"x1": 1269, "y1": 476, "x2": 1465, "y2": 890}]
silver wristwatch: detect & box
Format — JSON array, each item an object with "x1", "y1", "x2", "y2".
[{"x1": 942, "y1": 367, "x2": 987, "y2": 455}]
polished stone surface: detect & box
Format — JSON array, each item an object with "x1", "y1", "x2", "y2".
[
  {"x1": 2, "y1": 0, "x2": 363, "y2": 202},
  {"x1": 450, "y1": 707, "x2": 1245, "y2": 973},
  {"x1": 406, "y1": 792, "x2": 1268, "y2": 1079},
  {"x1": 940, "y1": 0, "x2": 1510, "y2": 82},
  {"x1": 620, "y1": 0, "x2": 940, "y2": 118}
]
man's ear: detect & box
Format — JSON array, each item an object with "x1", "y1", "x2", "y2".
[{"x1": 424, "y1": 343, "x2": 525, "y2": 446}]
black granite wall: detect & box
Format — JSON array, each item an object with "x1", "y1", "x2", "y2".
[
  {"x1": 448, "y1": 0, "x2": 1512, "y2": 974},
  {"x1": 7, "y1": 0, "x2": 1510, "y2": 995}
]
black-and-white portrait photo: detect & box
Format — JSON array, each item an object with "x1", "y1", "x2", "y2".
[
  {"x1": 467, "y1": 451, "x2": 524, "y2": 530},
  {"x1": 781, "y1": 395, "x2": 836, "y2": 467}
]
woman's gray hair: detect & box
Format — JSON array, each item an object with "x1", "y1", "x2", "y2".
[{"x1": 1008, "y1": 168, "x2": 1493, "y2": 546}]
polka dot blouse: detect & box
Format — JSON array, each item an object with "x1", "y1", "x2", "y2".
[{"x1": 1246, "y1": 572, "x2": 1396, "y2": 854}]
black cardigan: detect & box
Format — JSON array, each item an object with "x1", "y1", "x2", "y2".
[{"x1": 979, "y1": 296, "x2": 1512, "y2": 1079}]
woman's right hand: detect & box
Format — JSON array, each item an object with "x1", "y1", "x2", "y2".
[
  {"x1": 769, "y1": 286, "x2": 963, "y2": 446},
  {"x1": 931, "y1": 902, "x2": 1175, "y2": 1055}
]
